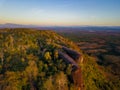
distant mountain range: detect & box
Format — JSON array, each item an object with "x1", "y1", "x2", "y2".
[
  {"x1": 0, "y1": 23, "x2": 120, "y2": 31},
  {"x1": 0, "y1": 23, "x2": 39, "y2": 28}
]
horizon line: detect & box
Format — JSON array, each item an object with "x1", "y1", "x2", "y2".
[{"x1": 0, "y1": 23, "x2": 120, "y2": 27}]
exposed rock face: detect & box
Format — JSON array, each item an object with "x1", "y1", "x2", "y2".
[
  {"x1": 62, "y1": 46, "x2": 83, "y2": 63},
  {"x1": 58, "y1": 51, "x2": 79, "y2": 70},
  {"x1": 58, "y1": 46, "x2": 84, "y2": 90},
  {"x1": 72, "y1": 68, "x2": 84, "y2": 90},
  {"x1": 58, "y1": 46, "x2": 83, "y2": 70}
]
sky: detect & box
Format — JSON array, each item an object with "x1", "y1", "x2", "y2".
[{"x1": 0, "y1": 0, "x2": 120, "y2": 26}]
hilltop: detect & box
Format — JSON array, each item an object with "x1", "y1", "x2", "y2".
[
  {"x1": 0, "y1": 28, "x2": 114, "y2": 90},
  {"x1": 0, "y1": 28, "x2": 84, "y2": 90}
]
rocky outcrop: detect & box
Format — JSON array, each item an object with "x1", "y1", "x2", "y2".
[
  {"x1": 58, "y1": 51, "x2": 79, "y2": 71},
  {"x1": 58, "y1": 46, "x2": 84, "y2": 90},
  {"x1": 62, "y1": 46, "x2": 83, "y2": 63},
  {"x1": 58, "y1": 46, "x2": 83, "y2": 70},
  {"x1": 72, "y1": 68, "x2": 84, "y2": 90}
]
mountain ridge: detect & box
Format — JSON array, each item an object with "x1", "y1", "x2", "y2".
[{"x1": 0, "y1": 23, "x2": 120, "y2": 31}]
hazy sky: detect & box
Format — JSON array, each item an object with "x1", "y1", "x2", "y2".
[{"x1": 0, "y1": 0, "x2": 120, "y2": 26}]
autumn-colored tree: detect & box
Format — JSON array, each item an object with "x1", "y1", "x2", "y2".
[
  {"x1": 43, "y1": 76, "x2": 54, "y2": 90},
  {"x1": 44, "y1": 52, "x2": 51, "y2": 60},
  {"x1": 25, "y1": 60, "x2": 38, "y2": 90},
  {"x1": 0, "y1": 71, "x2": 22, "y2": 90},
  {"x1": 54, "y1": 50, "x2": 58, "y2": 59},
  {"x1": 0, "y1": 49, "x2": 4, "y2": 65},
  {"x1": 54, "y1": 72, "x2": 68, "y2": 90}
]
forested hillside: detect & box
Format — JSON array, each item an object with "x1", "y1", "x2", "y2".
[
  {"x1": 0, "y1": 28, "x2": 84, "y2": 90},
  {"x1": 0, "y1": 28, "x2": 115, "y2": 90}
]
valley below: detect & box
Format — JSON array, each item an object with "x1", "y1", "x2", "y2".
[{"x1": 57, "y1": 29, "x2": 120, "y2": 90}]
